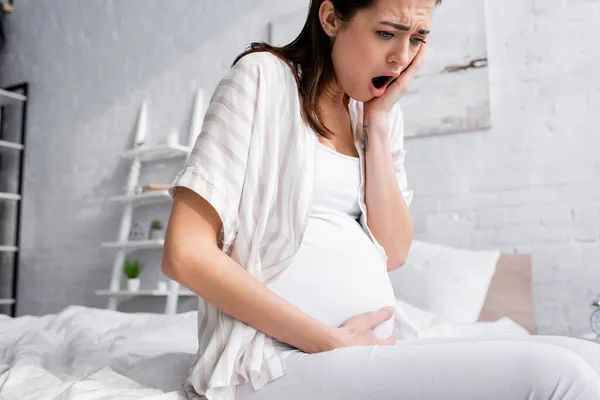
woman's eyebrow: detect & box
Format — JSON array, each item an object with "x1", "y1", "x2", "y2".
[{"x1": 378, "y1": 21, "x2": 431, "y2": 35}]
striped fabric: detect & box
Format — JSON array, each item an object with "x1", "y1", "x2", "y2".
[{"x1": 169, "y1": 51, "x2": 413, "y2": 400}]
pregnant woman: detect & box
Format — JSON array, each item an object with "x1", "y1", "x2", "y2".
[{"x1": 162, "y1": 0, "x2": 600, "y2": 399}]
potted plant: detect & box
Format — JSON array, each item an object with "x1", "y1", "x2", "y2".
[
  {"x1": 123, "y1": 259, "x2": 142, "y2": 291},
  {"x1": 148, "y1": 219, "x2": 164, "y2": 240}
]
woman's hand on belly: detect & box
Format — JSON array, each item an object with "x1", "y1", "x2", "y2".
[{"x1": 326, "y1": 306, "x2": 397, "y2": 351}]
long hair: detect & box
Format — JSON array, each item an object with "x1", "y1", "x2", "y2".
[{"x1": 233, "y1": 0, "x2": 441, "y2": 139}]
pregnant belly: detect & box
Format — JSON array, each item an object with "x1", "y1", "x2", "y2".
[{"x1": 267, "y1": 215, "x2": 397, "y2": 340}]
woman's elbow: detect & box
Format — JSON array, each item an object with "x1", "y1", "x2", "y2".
[
  {"x1": 387, "y1": 243, "x2": 412, "y2": 272},
  {"x1": 161, "y1": 256, "x2": 177, "y2": 282},
  {"x1": 161, "y1": 237, "x2": 185, "y2": 281},
  {"x1": 387, "y1": 255, "x2": 407, "y2": 273}
]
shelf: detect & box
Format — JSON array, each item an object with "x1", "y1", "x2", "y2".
[
  {"x1": 0, "y1": 192, "x2": 21, "y2": 201},
  {"x1": 109, "y1": 190, "x2": 171, "y2": 206},
  {"x1": 95, "y1": 289, "x2": 195, "y2": 297},
  {"x1": 121, "y1": 144, "x2": 192, "y2": 163},
  {"x1": 0, "y1": 139, "x2": 24, "y2": 151},
  {"x1": 0, "y1": 88, "x2": 27, "y2": 106},
  {"x1": 101, "y1": 239, "x2": 164, "y2": 250},
  {"x1": 0, "y1": 298, "x2": 15, "y2": 305},
  {"x1": 0, "y1": 245, "x2": 18, "y2": 253}
]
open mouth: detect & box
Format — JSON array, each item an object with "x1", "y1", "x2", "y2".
[{"x1": 372, "y1": 75, "x2": 394, "y2": 89}]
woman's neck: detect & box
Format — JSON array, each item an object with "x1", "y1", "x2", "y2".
[{"x1": 320, "y1": 78, "x2": 350, "y2": 112}]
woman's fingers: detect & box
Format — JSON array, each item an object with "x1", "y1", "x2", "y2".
[
  {"x1": 409, "y1": 43, "x2": 427, "y2": 75},
  {"x1": 397, "y1": 44, "x2": 427, "y2": 85},
  {"x1": 366, "y1": 306, "x2": 395, "y2": 330},
  {"x1": 388, "y1": 44, "x2": 427, "y2": 98}
]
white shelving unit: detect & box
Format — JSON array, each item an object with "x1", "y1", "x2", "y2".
[
  {"x1": 99, "y1": 90, "x2": 205, "y2": 315},
  {"x1": 96, "y1": 289, "x2": 196, "y2": 297},
  {"x1": 109, "y1": 190, "x2": 171, "y2": 206},
  {"x1": 101, "y1": 239, "x2": 165, "y2": 250},
  {"x1": 120, "y1": 143, "x2": 192, "y2": 162},
  {"x1": 0, "y1": 85, "x2": 28, "y2": 314}
]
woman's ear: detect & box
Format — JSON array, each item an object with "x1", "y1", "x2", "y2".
[{"x1": 319, "y1": 0, "x2": 340, "y2": 36}]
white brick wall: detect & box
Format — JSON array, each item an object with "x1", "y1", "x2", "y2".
[{"x1": 406, "y1": 0, "x2": 600, "y2": 336}]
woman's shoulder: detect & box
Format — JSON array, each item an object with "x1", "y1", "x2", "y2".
[
  {"x1": 234, "y1": 50, "x2": 291, "y2": 72},
  {"x1": 232, "y1": 51, "x2": 298, "y2": 89}
]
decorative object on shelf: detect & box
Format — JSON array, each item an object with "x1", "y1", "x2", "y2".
[
  {"x1": 148, "y1": 219, "x2": 164, "y2": 239},
  {"x1": 156, "y1": 280, "x2": 168, "y2": 293},
  {"x1": 166, "y1": 129, "x2": 179, "y2": 147},
  {"x1": 128, "y1": 222, "x2": 146, "y2": 241},
  {"x1": 590, "y1": 294, "x2": 600, "y2": 337},
  {"x1": 143, "y1": 183, "x2": 170, "y2": 192},
  {"x1": 123, "y1": 259, "x2": 142, "y2": 292},
  {"x1": 0, "y1": 1, "x2": 13, "y2": 53}
]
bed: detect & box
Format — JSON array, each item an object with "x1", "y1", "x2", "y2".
[
  {"x1": 479, "y1": 254, "x2": 536, "y2": 334},
  {"x1": 0, "y1": 253, "x2": 535, "y2": 399}
]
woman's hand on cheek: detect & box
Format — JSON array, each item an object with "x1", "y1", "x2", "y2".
[{"x1": 363, "y1": 43, "x2": 427, "y2": 122}]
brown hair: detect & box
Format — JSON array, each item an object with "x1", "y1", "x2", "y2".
[{"x1": 233, "y1": 0, "x2": 441, "y2": 139}]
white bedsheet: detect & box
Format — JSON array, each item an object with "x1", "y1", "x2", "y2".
[
  {"x1": 0, "y1": 303, "x2": 529, "y2": 400},
  {"x1": 0, "y1": 305, "x2": 196, "y2": 400},
  {"x1": 393, "y1": 299, "x2": 530, "y2": 339}
]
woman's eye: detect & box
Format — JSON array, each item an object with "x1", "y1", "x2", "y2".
[
  {"x1": 410, "y1": 37, "x2": 425, "y2": 46},
  {"x1": 376, "y1": 31, "x2": 395, "y2": 40}
]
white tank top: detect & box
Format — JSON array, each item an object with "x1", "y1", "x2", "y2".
[{"x1": 268, "y1": 142, "x2": 397, "y2": 349}]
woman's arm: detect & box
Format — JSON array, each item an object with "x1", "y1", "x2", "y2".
[
  {"x1": 363, "y1": 116, "x2": 414, "y2": 273},
  {"x1": 162, "y1": 187, "x2": 338, "y2": 354},
  {"x1": 361, "y1": 45, "x2": 425, "y2": 272}
]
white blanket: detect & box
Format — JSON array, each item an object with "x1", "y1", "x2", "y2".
[
  {"x1": 0, "y1": 306, "x2": 195, "y2": 400},
  {"x1": 0, "y1": 304, "x2": 529, "y2": 400}
]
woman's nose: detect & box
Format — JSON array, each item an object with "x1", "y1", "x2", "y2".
[{"x1": 387, "y1": 45, "x2": 411, "y2": 70}]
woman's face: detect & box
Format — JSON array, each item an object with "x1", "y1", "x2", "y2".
[{"x1": 323, "y1": 0, "x2": 436, "y2": 102}]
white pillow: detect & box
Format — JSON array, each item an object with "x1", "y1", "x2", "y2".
[{"x1": 388, "y1": 240, "x2": 500, "y2": 323}]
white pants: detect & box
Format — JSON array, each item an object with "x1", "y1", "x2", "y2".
[{"x1": 235, "y1": 336, "x2": 600, "y2": 400}]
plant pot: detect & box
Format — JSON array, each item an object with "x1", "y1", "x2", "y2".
[
  {"x1": 127, "y1": 278, "x2": 141, "y2": 292},
  {"x1": 149, "y1": 229, "x2": 165, "y2": 240}
]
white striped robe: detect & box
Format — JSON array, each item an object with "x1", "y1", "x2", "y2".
[{"x1": 169, "y1": 51, "x2": 413, "y2": 400}]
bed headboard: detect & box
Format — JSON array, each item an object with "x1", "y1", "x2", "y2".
[{"x1": 478, "y1": 254, "x2": 536, "y2": 334}]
